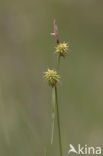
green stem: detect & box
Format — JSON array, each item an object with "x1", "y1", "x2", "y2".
[
  {"x1": 57, "y1": 55, "x2": 60, "y2": 73},
  {"x1": 55, "y1": 86, "x2": 62, "y2": 156},
  {"x1": 51, "y1": 87, "x2": 55, "y2": 144},
  {"x1": 44, "y1": 148, "x2": 47, "y2": 156}
]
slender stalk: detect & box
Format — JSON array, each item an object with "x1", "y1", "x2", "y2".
[
  {"x1": 55, "y1": 86, "x2": 62, "y2": 156},
  {"x1": 57, "y1": 55, "x2": 60, "y2": 73},
  {"x1": 44, "y1": 148, "x2": 47, "y2": 156},
  {"x1": 51, "y1": 87, "x2": 55, "y2": 144}
]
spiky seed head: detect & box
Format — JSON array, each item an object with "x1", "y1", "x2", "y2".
[
  {"x1": 44, "y1": 69, "x2": 60, "y2": 87},
  {"x1": 55, "y1": 42, "x2": 69, "y2": 57}
]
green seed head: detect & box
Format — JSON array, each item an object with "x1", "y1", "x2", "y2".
[
  {"x1": 44, "y1": 69, "x2": 60, "y2": 87},
  {"x1": 55, "y1": 42, "x2": 69, "y2": 57}
]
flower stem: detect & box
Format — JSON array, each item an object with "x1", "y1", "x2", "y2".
[
  {"x1": 55, "y1": 86, "x2": 62, "y2": 156},
  {"x1": 51, "y1": 87, "x2": 55, "y2": 144},
  {"x1": 57, "y1": 55, "x2": 60, "y2": 73}
]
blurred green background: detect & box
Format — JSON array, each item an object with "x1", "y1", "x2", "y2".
[{"x1": 0, "y1": 0, "x2": 103, "y2": 155}]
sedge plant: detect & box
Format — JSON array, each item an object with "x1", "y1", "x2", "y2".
[{"x1": 44, "y1": 20, "x2": 69, "y2": 156}]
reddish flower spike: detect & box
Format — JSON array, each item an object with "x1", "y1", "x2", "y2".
[{"x1": 53, "y1": 19, "x2": 59, "y2": 44}]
